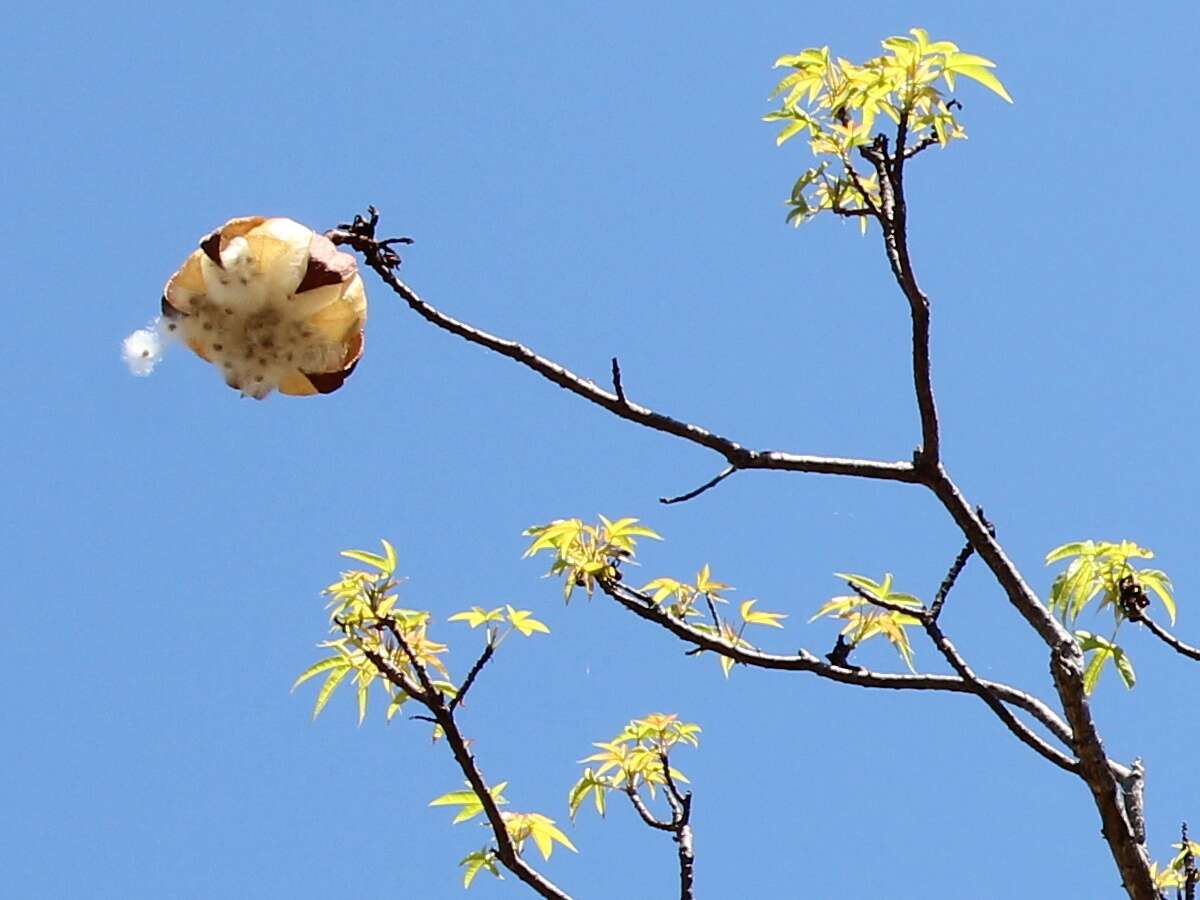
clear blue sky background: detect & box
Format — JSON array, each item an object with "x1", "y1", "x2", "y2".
[{"x1": 4, "y1": 2, "x2": 1197, "y2": 897}]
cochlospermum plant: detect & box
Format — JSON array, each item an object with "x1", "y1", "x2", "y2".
[{"x1": 269, "y1": 26, "x2": 1200, "y2": 899}]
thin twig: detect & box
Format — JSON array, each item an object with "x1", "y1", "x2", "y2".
[
  {"x1": 327, "y1": 211, "x2": 920, "y2": 486},
  {"x1": 450, "y1": 639, "x2": 497, "y2": 712},
  {"x1": 829, "y1": 204, "x2": 875, "y2": 219},
  {"x1": 928, "y1": 509, "x2": 990, "y2": 621},
  {"x1": 1138, "y1": 614, "x2": 1200, "y2": 661},
  {"x1": 374, "y1": 618, "x2": 573, "y2": 900},
  {"x1": 922, "y1": 609, "x2": 1078, "y2": 774},
  {"x1": 902, "y1": 134, "x2": 940, "y2": 159},
  {"x1": 929, "y1": 537, "x2": 974, "y2": 621},
  {"x1": 846, "y1": 582, "x2": 1078, "y2": 773},
  {"x1": 661, "y1": 464, "x2": 738, "y2": 505},
  {"x1": 1182, "y1": 822, "x2": 1198, "y2": 900},
  {"x1": 598, "y1": 580, "x2": 1088, "y2": 763},
  {"x1": 624, "y1": 788, "x2": 675, "y2": 831},
  {"x1": 611, "y1": 357, "x2": 627, "y2": 404}
]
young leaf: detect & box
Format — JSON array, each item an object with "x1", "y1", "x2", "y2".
[
  {"x1": 340, "y1": 541, "x2": 396, "y2": 575},
  {"x1": 1045, "y1": 541, "x2": 1091, "y2": 565},
  {"x1": 291, "y1": 655, "x2": 350, "y2": 691},
  {"x1": 312, "y1": 664, "x2": 352, "y2": 720},
  {"x1": 739, "y1": 599, "x2": 787, "y2": 628},
  {"x1": 506, "y1": 605, "x2": 550, "y2": 637},
  {"x1": 948, "y1": 64, "x2": 1013, "y2": 103},
  {"x1": 449, "y1": 606, "x2": 505, "y2": 628},
  {"x1": 1137, "y1": 569, "x2": 1176, "y2": 624},
  {"x1": 460, "y1": 850, "x2": 502, "y2": 889},
  {"x1": 386, "y1": 691, "x2": 409, "y2": 721}
]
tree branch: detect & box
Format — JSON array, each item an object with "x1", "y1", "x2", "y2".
[
  {"x1": 374, "y1": 619, "x2": 573, "y2": 900},
  {"x1": 660, "y1": 464, "x2": 738, "y2": 505},
  {"x1": 611, "y1": 356, "x2": 628, "y2": 405},
  {"x1": 902, "y1": 133, "x2": 940, "y2": 159},
  {"x1": 624, "y1": 788, "x2": 675, "y2": 832},
  {"x1": 659, "y1": 754, "x2": 695, "y2": 900},
  {"x1": 598, "y1": 579, "x2": 1079, "y2": 753},
  {"x1": 450, "y1": 637, "x2": 496, "y2": 712},
  {"x1": 1137, "y1": 614, "x2": 1200, "y2": 662},
  {"x1": 334, "y1": 162, "x2": 1160, "y2": 894},
  {"x1": 846, "y1": 582, "x2": 1079, "y2": 774},
  {"x1": 328, "y1": 211, "x2": 918, "y2": 486},
  {"x1": 928, "y1": 509, "x2": 990, "y2": 622}
]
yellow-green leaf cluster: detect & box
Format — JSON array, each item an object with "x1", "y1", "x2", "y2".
[
  {"x1": 501, "y1": 812, "x2": 577, "y2": 860},
  {"x1": 643, "y1": 563, "x2": 730, "y2": 618},
  {"x1": 449, "y1": 604, "x2": 550, "y2": 637},
  {"x1": 766, "y1": 28, "x2": 1011, "y2": 228},
  {"x1": 1045, "y1": 539, "x2": 1176, "y2": 625},
  {"x1": 524, "y1": 516, "x2": 661, "y2": 601},
  {"x1": 1148, "y1": 840, "x2": 1200, "y2": 891},
  {"x1": 811, "y1": 573, "x2": 922, "y2": 671},
  {"x1": 433, "y1": 785, "x2": 576, "y2": 861},
  {"x1": 641, "y1": 566, "x2": 786, "y2": 677},
  {"x1": 569, "y1": 713, "x2": 700, "y2": 819},
  {"x1": 295, "y1": 541, "x2": 453, "y2": 723}
]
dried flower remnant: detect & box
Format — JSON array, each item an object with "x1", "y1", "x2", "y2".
[{"x1": 124, "y1": 216, "x2": 367, "y2": 399}]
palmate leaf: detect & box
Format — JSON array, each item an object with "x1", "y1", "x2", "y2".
[
  {"x1": 506, "y1": 605, "x2": 550, "y2": 637},
  {"x1": 449, "y1": 606, "x2": 505, "y2": 628},
  {"x1": 503, "y1": 812, "x2": 578, "y2": 860},
  {"x1": 739, "y1": 599, "x2": 787, "y2": 628}
]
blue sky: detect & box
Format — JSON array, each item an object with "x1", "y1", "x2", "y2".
[{"x1": 4, "y1": 2, "x2": 1198, "y2": 897}]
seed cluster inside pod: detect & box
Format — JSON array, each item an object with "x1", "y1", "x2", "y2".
[{"x1": 159, "y1": 216, "x2": 366, "y2": 399}]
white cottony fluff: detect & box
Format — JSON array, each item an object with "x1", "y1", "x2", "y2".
[{"x1": 121, "y1": 320, "x2": 168, "y2": 376}]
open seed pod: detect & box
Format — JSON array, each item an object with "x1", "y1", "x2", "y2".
[{"x1": 161, "y1": 216, "x2": 366, "y2": 399}]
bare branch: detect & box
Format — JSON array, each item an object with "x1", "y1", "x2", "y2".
[
  {"x1": 1137, "y1": 614, "x2": 1200, "y2": 662},
  {"x1": 372, "y1": 618, "x2": 573, "y2": 900},
  {"x1": 929, "y1": 538, "x2": 973, "y2": 621},
  {"x1": 856, "y1": 117, "x2": 941, "y2": 466},
  {"x1": 624, "y1": 787, "x2": 675, "y2": 832},
  {"x1": 621, "y1": 757, "x2": 695, "y2": 899},
  {"x1": 659, "y1": 754, "x2": 695, "y2": 900},
  {"x1": 836, "y1": 147, "x2": 881, "y2": 219},
  {"x1": 902, "y1": 134, "x2": 940, "y2": 159},
  {"x1": 829, "y1": 204, "x2": 875, "y2": 219},
  {"x1": 661, "y1": 464, "x2": 738, "y2": 505},
  {"x1": 450, "y1": 638, "x2": 496, "y2": 713},
  {"x1": 929, "y1": 507, "x2": 991, "y2": 621},
  {"x1": 599, "y1": 579, "x2": 1079, "y2": 753},
  {"x1": 328, "y1": 212, "x2": 919, "y2": 486},
  {"x1": 659, "y1": 753, "x2": 688, "y2": 814},
  {"x1": 611, "y1": 356, "x2": 627, "y2": 405},
  {"x1": 846, "y1": 582, "x2": 1078, "y2": 773}
]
